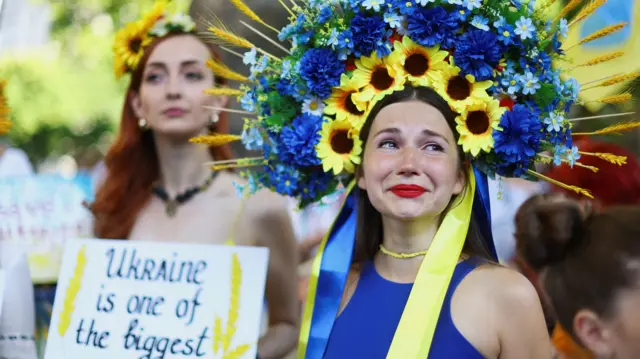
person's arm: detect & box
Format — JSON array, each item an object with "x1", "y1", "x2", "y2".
[
  {"x1": 255, "y1": 198, "x2": 300, "y2": 359},
  {"x1": 494, "y1": 269, "x2": 552, "y2": 359}
]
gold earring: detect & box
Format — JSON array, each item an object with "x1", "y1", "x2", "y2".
[{"x1": 138, "y1": 118, "x2": 147, "y2": 129}]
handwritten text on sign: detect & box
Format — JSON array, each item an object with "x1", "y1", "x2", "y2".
[{"x1": 44, "y1": 239, "x2": 269, "y2": 359}]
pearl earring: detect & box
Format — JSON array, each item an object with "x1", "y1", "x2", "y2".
[
  {"x1": 210, "y1": 112, "x2": 220, "y2": 124},
  {"x1": 138, "y1": 118, "x2": 147, "y2": 129}
]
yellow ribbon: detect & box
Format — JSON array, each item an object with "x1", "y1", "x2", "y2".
[{"x1": 386, "y1": 168, "x2": 475, "y2": 357}]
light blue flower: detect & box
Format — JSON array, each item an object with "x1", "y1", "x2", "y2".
[
  {"x1": 241, "y1": 127, "x2": 264, "y2": 151},
  {"x1": 446, "y1": 0, "x2": 463, "y2": 4},
  {"x1": 243, "y1": 48, "x2": 257, "y2": 65},
  {"x1": 514, "y1": 16, "x2": 535, "y2": 40},
  {"x1": 544, "y1": 112, "x2": 563, "y2": 133},
  {"x1": 240, "y1": 90, "x2": 256, "y2": 112},
  {"x1": 327, "y1": 28, "x2": 340, "y2": 48},
  {"x1": 558, "y1": 18, "x2": 569, "y2": 38},
  {"x1": 493, "y1": 16, "x2": 506, "y2": 29},
  {"x1": 416, "y1": 0, "x2": 436, "y2": 6},
  {"x1": 281, "y1": 60, "x2": 292, "y2": 79},
  {"x1": 503, "y1": 74, "x2": 522, "y2": 95},
  {"x1": 384, "y1": 12, "x2": 403, "y2": 29},
  {"x1": 471, "y1": 15, "x2": 490, "y2": 31},
  {"x1": 567, "y1": 146, "x2": 581, "y2": 167},
  {"x1": 463, "y1": 0, "x2": 482, "y2": 10},
  {"x1": 553, "y1": 145, "x2": 567, "y2": 166},
  {"x1": 232, "y1": 181, "x2": 247, "y2": 198},
  {"x1": 363, "y1": 0, "x2": 385, "y2": 12},
  {"x1": 521, "y1": 71, "x2": 541, "y2": 95},
  {"x1": 564, "y1": 78, "x2": 580, "y2": 102}
]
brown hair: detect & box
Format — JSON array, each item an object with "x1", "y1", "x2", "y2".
[
  {"x1": 91, "y1": 32, "x2": 233, "y2": 239},
  {"x1": 352, "y1": 86, "x2": 494, "y2": 264},
  {"x1": 515, "y1": 195, "x2": 640, "y2": 340}
]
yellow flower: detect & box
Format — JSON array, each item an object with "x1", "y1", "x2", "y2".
[
  {"x1": 0, "y1": 80, "x2": 10, "y2": 135},
  {"x1": 325, "y1": 74, "x2": 369, "y2": 128},
  {"x1": 316, "y1": 119, "x2": 363, "y2": 175},
  {"x1": 351, "y1": 52, "x2": 405, "y2": 104},
  {"x1": 113, "y1": 20, "x2": 152, "y2": 78},
  {"x1": 388, "y1": 36, "x2": 450, "y2": 87},
  {"x1": 141, "y1": 0, "x2": 167, "y2": 29},
  {"x1": 455, "y1": 99, "x2": 505, "y2": 157},
  {"x1": 435, "y1": 64, "x2": 493, "y2": 113}
]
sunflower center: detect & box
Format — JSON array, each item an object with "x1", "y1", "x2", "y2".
[
  {"x1": 345, "y1": 93, "x2": 365, "y2": 115},
  {"x1": 129, "y1": 38, "x2": 143, "y2": 53},
  {"x1": 467, "y1": 111, "x2": 490, "y2": 135},
  {"x1": 371, "y1": 67, "x2": 394, "y2": 90},
  {"x1": 404, "y1": 53, "x2": 429, "y2": 76},
  {"x1": 330, "y1": 129, "x2": 354, "y2": 154},
  {"x1": 447, "y1": 75, "x2": 472, "y2": 101}
]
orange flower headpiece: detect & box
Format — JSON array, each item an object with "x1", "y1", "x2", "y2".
[{"x1": 112, "y1": 0, "x2": 196, "y2": 79}]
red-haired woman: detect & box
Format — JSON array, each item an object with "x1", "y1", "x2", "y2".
[{"x1": 90, "y1": 5, "x2": 299, "y2": 358}]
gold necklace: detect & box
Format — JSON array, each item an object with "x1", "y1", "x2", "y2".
[{"x1": 379, "y1": 244, "x2": 429, "y2": 259}]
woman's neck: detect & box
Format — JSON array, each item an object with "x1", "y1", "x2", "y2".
[
  {"x1": 374, "y1": 215, "x2": 440, "y2": 283},
  {"x1": 153, "y1": 132, "x2": 214, "y2": 197}
]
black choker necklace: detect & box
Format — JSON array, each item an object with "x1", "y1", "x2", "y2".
[{"x1": 152, "y1": 172, "x2": 217, "y2": 217}]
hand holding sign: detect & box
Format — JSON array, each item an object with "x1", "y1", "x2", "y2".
[{"x1": 45, "y1": 239, "x2": 269, "y2": 359}]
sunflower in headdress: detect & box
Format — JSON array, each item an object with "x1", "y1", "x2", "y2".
[
  {"x1": 0, "y1": 80, "x2": 11, "y2": 135},
  {"x1": 388, "y1": 36, "x2": 450, "y2": 88},
  {"x1": 456, "y1": 99, "x2": 505, "y2": 157},
  {"x1": 316, "y1": 119, "x2": 363, "y2": 175},
  {"x1": 113, "y1": 20, "x2": 153, "y2": 78},
  {"x1": 351, "y1": 52, "x2": 405, "y2": 104},
  {"x1": 325, "y1": 74, "x2": 370, "y2": 128},
  {"x1": 434, "y1": 63, "x2": 493, "y2": 113}
]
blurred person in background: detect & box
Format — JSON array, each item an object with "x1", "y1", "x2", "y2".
[
  {"x1": 84, "y1": 3, "x2": 299, "y2": 358},
  {"x1": 512, "y1": 138, "x2": 640, "y2": 358},
  {"x1": 515, "y1": 195, "x2": 640, "y2": 359}
]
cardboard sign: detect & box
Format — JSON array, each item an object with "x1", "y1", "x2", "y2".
[
  {"x1": 0, "y1": 174, "x2": 94, "y2": 284},
  {"x1": 45, "y1": 239, "x2": 269, "y2": 359}
]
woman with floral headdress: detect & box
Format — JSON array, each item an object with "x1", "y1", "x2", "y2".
[
  {"x1": 205, "y1": 0, "x2": 638, "y2": 357},
  {"x1": 90, "y1": 3, "x2": 300, "y2": 358}
]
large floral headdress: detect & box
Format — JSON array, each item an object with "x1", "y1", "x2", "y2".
[
  {"x1": 112, "y1": 1, "x2": 196, "y2": 79},
  {"x1": 196, "y1": 0, "x2": 637, "y2": 208},
  {"x1": 0, "y1": 80, "x2": 11, "y2": 135}
]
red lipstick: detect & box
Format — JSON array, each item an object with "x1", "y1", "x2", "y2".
[
  {"x1": 390, "y1": 184, "x2": 426, "y2": 198},
  {"x1": 164, "y1": 107, "x2": 186, "y2": 117}
]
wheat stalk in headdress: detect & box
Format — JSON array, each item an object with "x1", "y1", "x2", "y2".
[
  {"x1": 206, "y1": 59, "x2": 252, "y2": 83},
  {"x1": 190, "y1": 133, "x2": 242, "y2": 147},
  {"x1": 554, "y1": 0, "x2": 583, "y2": 22},
  {"x1": 579, "y1": 151, "x2": 627, "y2": 166},
  {"x1": 205, "y1": 87, "x2": 246, "y2": 97},
  {"x1": 575, "y1": 51, "x2": 624, "y2": 68},
  {"x1": 565, "y1": 22, "x2": 628, "y2": 51},
  {"x1": 228, "y1": 0, "x2": 281, "y2": 34},
  {"x1": 527, "y1": 170, "x2": 594, "y2": 199},
  {"x1": 582, "y1": 71, "x2": 640, "y2": 90},
  {"x1": 573, "y1": 121, "x2": 640, "y2": 136},
  {"x1": 58, "y1": 245, "x2": 88, "y2": 337},
  {"x1": 569, "y1": 0, "x2": 608, "y2": 27}
]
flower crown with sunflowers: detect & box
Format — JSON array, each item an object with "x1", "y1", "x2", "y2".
[
  {"x1": 0, "y1": 80, "x2": 11, "y2": 135},
  {"x1": 186, "y1": 0, "x2": 638, "y2": 208},
  {"x1": 113, "y1": 1, "x2": 196, "y2": 79}
]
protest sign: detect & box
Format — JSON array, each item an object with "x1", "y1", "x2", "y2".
[
  {"x1": 0, "y1": 174, "x2": 94, "y2": 284},
  {"x1": 45, "y1": 239, "x2": 269, "y2": 359}
]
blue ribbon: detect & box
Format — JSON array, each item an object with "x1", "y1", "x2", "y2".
[
  {"x1": 472, "y1": 167, "x2": 497, "y2": 261},
  {"x1": 306, "y1": 189, "x2": 358, "y2": 359}
]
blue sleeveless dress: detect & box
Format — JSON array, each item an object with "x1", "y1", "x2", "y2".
[{"x1": 324, "y1": 258, "x2": 484, "y2": 358}]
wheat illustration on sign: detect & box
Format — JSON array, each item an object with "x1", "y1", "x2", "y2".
[
  {"x1": 213, "y1": 253, "x2": 251, "y2": 359},
  {"x1": 57, "y1": 245, "x2": 88, "y2": 337}
]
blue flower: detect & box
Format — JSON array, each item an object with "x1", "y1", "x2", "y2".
[
  {"x1": 493, "y1": 105, "x2": 541, "y2": 177},
  {"x1": 383, "y1": 11, "x2": 403, "y2": 29},
  {"x1": 543, "y1": 112, "x2": 563, "y2": 133},
  {"x1": 327, "y1": 28, "x2": 340, "y2": 48},
  {"x1": 514, "y1": 16, "x2": 535, "y2": 40},
  {"x1": 281, "y1": 60, "x2": 293, "y2": 79},
  {"x1": 240, "y1": 88, "x2": 257, "y2": 112},
  {"x1": 362, "y1": 0, "x2": 385, "y2": 12},
  {"x1": 300, "y1": 167, "x2": 336, "y2": 203},
  {"x1": 294, "y1": 31, "x2": 314, "y2": 47},
  {"x1": 520, "y1": 71, "x2": 541, "y2": 95},
  {"x1": 350, "y1": 12, "x2": 388, "y2": 57},
  {"x1": 243, "y1": 48, "x2": 257, "y2": 65},
  {"x1": 318, "y1": 5, "x2": 333, "y2": 24},
  {"x1": 552, "y1": 33, "x2": 565, "y2": 55},
  {"x1": 558, "y1": 19, "x2": 569, "y2": 38},
  {"x1": 407, "y1": 6, "x2": 459, "y2": 49},
  {"x1": 454, "y1": 29, "x2": 504, "y2": 81},
  {"x1": 463, "y1": 0, "x2": 482, "y2": 10},
  {"x1": 337, "y1": 29, "x2": 355, "y2": 60},
  {"x1": 278, "y1": 24, "x2": 295, "y2": 41},
  {"x1": 241, "y1": 127, "x2": 264, "y2": 151},
  {"x1": 471, "y1": 15, "x2": 489, "y2": 31},
  {"x1": 278, "y1": 114, "x2": 323, "y2": 167},
  {"x1": 389, "y1": 0, "x2": 417, "y2": 15},
  {"x1": 269, "y1": 165, "x2": 301, "y2": 196},
  {"x1": 299, "y1": 47, "x2": 345, "y2": 99},
  {"x1": 496, "y1": 23, "x2": 516, "y2": 46}
]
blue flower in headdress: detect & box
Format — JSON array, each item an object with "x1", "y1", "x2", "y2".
[
  {"x1": 278, "y1": 114, "x2": 323, "y2": 167},
  {"x1": 350, "y1": 12, "x2": 389, "y2": 57},
  {"x1": 552, "y1": 33, "x2": 565, "y2": 55},
  {"x1": 299, "y1": 47, "x2": 345, "y2": 99},
  {"x1": 389, "y1": 0, "x2": 417, "y2": 15},
  {"x1": 454, "y1": 29, "x2": 504, "y2": 81},
  {"x1": 268, "y1": 164, "x2": 301, "y2": 196},
  {"x1": 318, "y1": 5, "x2": 333, "y2": 24},
  {"x1": 407, "y1": 6, "x2": 459, "y2": 49},
  {"x1": 300, "y1": 167, "x2": 336, "y2": 203},
  {"x1": 493, "y1": 105, "x2": 541, "y2": 177}
]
